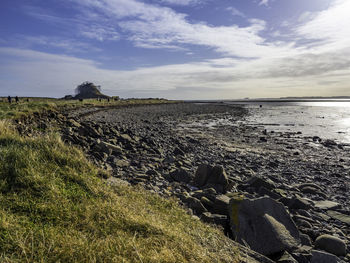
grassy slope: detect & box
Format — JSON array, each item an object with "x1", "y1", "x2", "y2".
[
  {"x1": 0, "y1": 120, "x2": 239, "y2": 262},
  {"x1": 0, "y1": 98, "x2": 174, "y2": 120}
]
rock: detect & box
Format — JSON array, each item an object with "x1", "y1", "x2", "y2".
[
  {"x1": 258, "y1": 186, "x2": 281, "y2": 200},
  {"x1": 106, "y1": 141, "x2": 124, "y2": 155},
  {"x1": 78, "y1": 125, "x2": 101, "y2": 138},
  {"x1": 314, "y1": 200, "x2": 341, "y2": 210},
  {"x1": 106, "y1": 177, "x2": 130, "y2": 187},
  {"x1": 114, "y1": 159, "x2": 129, "y2": 168},
  {"x1": 170, "y1": 168, "x2": 193, "y2": 183},
  {"x1": 212, "y1": 194, "x2": 230, "y2": 215},
  {"x1": 184, "y1": 197, "x2": 207, "y2": 215},
  {"x1": 327, "y1": 210, "x2": 350, "y2": 225},
  {"x1": 322, "y1": 139, "x2": 337, "y2": 147},
  {"x1": 119, "y1": 133, "x2": 133, "y2": 143},
  {"x1": 311, "y1": 250, "x2": 344, "y2": 263},
  {"x1": 206, "y1": 165, "x2": 229, "y2": 192},
  {"x1": 276, "y1": 251, "x2": 298, "y2": 263},
  {"x1": 229, "y1": 196, "x2": 301, "y2": 256},
  {"x1": 300, "y1": 186, "x2": 326, "y2": 197},
  {"x1": 314, "y1": 234, "x2": 346, "y2": 257},
  {"x1": 67, "y1": 118, "x2": 81, "y2": 128},
  {"x1": 194, "y1": 164, "x2": 211, "y2": 186},
  {"x1": 245, "y1": 176, "x2": 276, "y2": 191},
  {"x1": 193, "y1": 164, "x2": 229, "y2": 193},
  {"x1": 285, "y1": 197, "x2": 312, "y2": 210},
  {"x1": 201, "y1": 212, "x2": 227, "y2": 227},
  {"x1": 300, "y1": 233, "x2": 313, "y2": 247},
  {"x1": 173, "y1": 147, "x2": 184, "y2": 156}
]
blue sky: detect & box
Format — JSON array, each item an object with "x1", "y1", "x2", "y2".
[{"x1": 1, "y1": 0, "x2": 349, "y2": 99}]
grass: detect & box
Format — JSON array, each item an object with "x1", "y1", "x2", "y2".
[
  {"x1": 0, "y1": 121, "x2": 240, "y2": 262},
  {"x1": 0, "y1": 97, "x2": 176, "y2": 120}
]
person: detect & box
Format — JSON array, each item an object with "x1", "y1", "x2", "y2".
[
  {"x1": 15, "y1": 96, "x2": 19, "y2": 103},
  {"x1": 7, "y1": 96, "x2": 11, "y2": 104}
]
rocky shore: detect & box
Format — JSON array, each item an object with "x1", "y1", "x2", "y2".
[{"x1": 16, "y1": 102, "x2": 350, "y2": 262}]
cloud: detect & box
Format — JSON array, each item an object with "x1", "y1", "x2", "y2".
[
  {"x1": 226, "y1": 7, "x2": 245, "y2": 17},
  {"x1": 156, "y1": 0, "x2": 203, "y2": 6},
  {"x1": 79, "y1": 25, "x2": 120, "y2": 41},
  {"x1": 69, "y1": 0, "x2": 292, "y2": 58},
  {"x1": 9, "y1": 35, "x2": 102, "y2": 53},
  {"x1": 296, "y1": 0, "x2": 350, "y2": 52},
  {"x1": 4, "y1": 0, "x2": 350, "y2": 99},
  {"x1": 259, "y1": 0, "x2": 269, "y2": 6},
  {"x1": 2, "y1": 47, "x2": 350, "y2": 99}
]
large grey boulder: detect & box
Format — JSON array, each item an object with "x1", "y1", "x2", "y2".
[
  {"x1": 170, "y1": 168, "x2": 193, "y2": 183},
  {"x1": 193, "y1": 164, "x2": 229, "y2": 193},
  {"x1": 229, "y1": 196, "x2": 301, "y2": 256},
  {"x1": 212, "y1": 194, "x2": 230, "y2": 215},
  {"x1": 311, "y1": 250, "x2": 344, "y2": 263},
  {"x1": 315, "y1": 234, "x2": 346, "y2": 257}
]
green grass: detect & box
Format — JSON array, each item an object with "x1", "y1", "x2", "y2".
[
  {"x1": 0, "y1": 121, "x2": 239, "y2": 262},
  {"x1": 0, "y1": 97, "x2": 176, "y2": 120}
]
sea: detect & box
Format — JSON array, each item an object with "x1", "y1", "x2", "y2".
[{"x1": 225, "y1": 100, "x2": 350, "y2": 144}]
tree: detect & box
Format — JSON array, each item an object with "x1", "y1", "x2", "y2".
[{"x1": 74, "y1": 82, "x2": 109, "y2": 99}]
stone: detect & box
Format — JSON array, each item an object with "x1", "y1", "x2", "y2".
[
  {"x1": 97, "y1": 141, "x2": 123, "y2": 155},
  {"x1": 311, "y1": 250, "x2": 343, "y2": 263},
  {"x1": 300, "y1": 186, "x2": 326, "y2": 197},
  {"x1": 286, "y1": 197, "x2": 312, "y2": 210},
  {"x1": 276, "y1": 251, "x2": 298, "y2": 263},
  {"x1": 207, "y1": 166, "x2": 228, "y2": 186},
  {"x1": 327, "y1": 211, "x2": 350, "y2": 225},
  {"x1": 67, "y1": 118, "x2": 81, "y2": 128},
  {"x1": 300, "y1": 233, "x2": 312, "y2": 247},
  {"x1": 314, "y1": 200, "x2": 341, "y2": 210},
  {"x1": 184, "y1": 197, "x2": 207, "y2": 215},
  {"x1": 315, "y1": 234, "x2": 346, "y2": 257},
  {"x1": 119, "y1": 133, "x2": 133, "y2": 143},
  {"x1": 212, "y1": 194, "x2": 230, "y2": 215},
  {"x1": 173, "y1": 147, "x2": 184, "y2": 156},
  {"x1": 322, "y1": 139, "x2": 337, "y2": 147},
  {"x1": 229, "y1": 196, "x2": 301, "y2": 256},
  {"x1": 78, "y1": 125, "x2": 101, "y2": 138},
  {"x1": 170, "y1": 168, "x2": 193, "y2": 183},
  {"x1": 200, "y1": 196, "x2": 214, "y2": 209},
  {"x1": 194, "y1": 164, "x2": 211, "y2": 186},
  {"x1": 115, "y1": 159, "x2": 129, "y2": 168},
  {"x1": 193, "y1": 164, "x2": 229, "y2": 193},
  {"x1": 245, "y1": 176, "x2": 276, "y2": 191},
  {"x1": 201, "y1": 212, "x2": 227, "y2": 227}
]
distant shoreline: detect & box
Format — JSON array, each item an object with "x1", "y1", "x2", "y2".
[{"x1": 186, "y1": 98, "x2": 350, "y2": 103}]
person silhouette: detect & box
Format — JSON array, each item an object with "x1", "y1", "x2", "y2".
[
  {"x1": 15, "y1": 96, "x2": 19, "y2": 103},
  {"x1": 7, "y1": 96, "x2": 11, "y2": 104}
]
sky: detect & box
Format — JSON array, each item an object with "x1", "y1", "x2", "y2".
[{"x1": 0, "y1": 0, "x2": 349, "y2": 99}]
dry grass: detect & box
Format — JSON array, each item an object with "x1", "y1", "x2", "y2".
[
  {"x1": 0, "y1": 121, "x2": 239, "y2": 262},
  {"x1": 0, "y1": 98, "x2": 176, "y2": 120}
]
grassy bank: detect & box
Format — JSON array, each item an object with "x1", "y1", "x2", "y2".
[
  {"x1": 0, "y1": 98, "x2": 175, "y2": 120},
  {"x1": 0, "y1": 121, "x2": 239, "y2": 262}
]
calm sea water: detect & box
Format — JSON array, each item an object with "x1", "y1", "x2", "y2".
[{"x1": 226, "y1": 101, "x2": 350, "y2": 144}]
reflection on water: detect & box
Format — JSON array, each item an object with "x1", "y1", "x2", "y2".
[{"x1": 227, "y1": 101, "x2": 350, "y2": 143}]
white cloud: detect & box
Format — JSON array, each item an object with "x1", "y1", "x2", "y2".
[
  {"x1": 226, "y1": 7, "x2": 245, "y2": 17},
  {"x1": 11, "y1": 35, "x2": 102, "y2": 52},
  {"x1": 70, "y1": 0, "x2": 292, "y2": 58},
  {"x1": 4, "y1": 0, "x2": 350, "y2": 99},
  {"x1": 1, "y1": 47, "x2": 350, "y2": 99},
  {"x1": 259, "y1": 0, "x2": 269, "y2": 6},
  {"x1": 156, "y1": 0, "x2": 203, "y2": 6},
  {"x1": 296, "y1": 0, "x2": 350, "y2": 52},
  {"x1": 79, "y1": 25, "x2": 120, "y2": 41}
]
